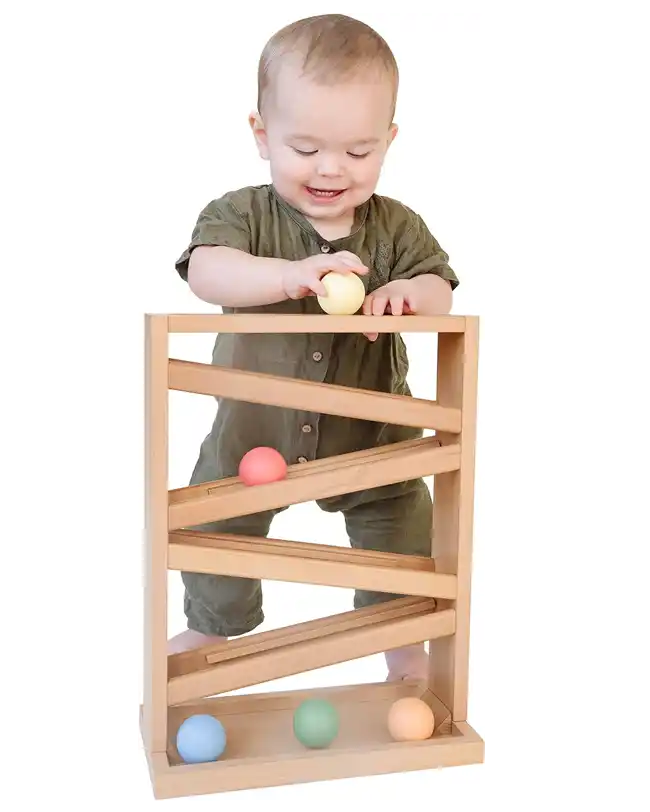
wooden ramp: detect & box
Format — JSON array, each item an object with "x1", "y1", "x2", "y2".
[
  {"x1": 168, "y1": 597, "x2": 455, "y2": 705},
  {"x1": 168, "y1": 530, "x2": 458, "y2": 599},
  {"x1": 169, "y1": 359, "x2": 462, "y2": 432},
  {"x1": 168, "y1": 437, "x2": 460, "y2": 529}
]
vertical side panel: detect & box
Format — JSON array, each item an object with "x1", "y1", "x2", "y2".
[
  {"x1": 142, "y1": 314, "x2": 169, "y2": 753},
  {"x1": 429, "y1": 318, "x2": 479, "y2": 720}
]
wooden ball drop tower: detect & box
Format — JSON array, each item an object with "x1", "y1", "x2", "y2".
[{"x1": 140, "y1": 312, "x2": 483, "y2": 799}]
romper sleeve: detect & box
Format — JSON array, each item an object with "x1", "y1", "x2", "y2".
[
  {"x1": 389, "y1": 210, "x2": 459, "y2": 290},
  {"x1": 174, "y1": 195, "x2": 252, "y2": 281}
]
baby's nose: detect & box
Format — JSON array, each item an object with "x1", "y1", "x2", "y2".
[{"x1": 316, "y1": 155, "x2": 344, "y2": 177}]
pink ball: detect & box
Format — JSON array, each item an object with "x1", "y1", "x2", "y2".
[{"x1": 238, "y1": 447, "x2": 288, "y2": 486}]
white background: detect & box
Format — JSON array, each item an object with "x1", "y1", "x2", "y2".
[{"x1": 2, "y1": 1, "x2": 649, "y2": 810}]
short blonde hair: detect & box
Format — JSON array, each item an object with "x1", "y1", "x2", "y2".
[{"x1": 257, "y1": 14, "x2": 399, "y2": 118}]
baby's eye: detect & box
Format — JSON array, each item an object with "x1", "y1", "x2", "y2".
[
  {"x1": 348, "y1": 151, "x2": 371, "y2": 159},
  {"x1": 293, "y1": 148, "x2": 317, "y2": 156}
]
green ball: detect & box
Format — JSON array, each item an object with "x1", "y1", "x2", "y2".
[{"x1": 293, "y1": 699, "x2": 339, "y2": 748}]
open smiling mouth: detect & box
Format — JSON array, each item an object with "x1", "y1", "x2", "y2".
[{"x1": 305, "y1": 187, "x2": 346, "y2": 199}]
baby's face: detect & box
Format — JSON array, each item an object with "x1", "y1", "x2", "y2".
[{"x1": 252, "y1": 61, "x2": 397, "y2": 228}]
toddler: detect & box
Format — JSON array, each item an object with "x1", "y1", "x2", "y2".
[{"x1": 169, "y1": 14, "x2": 459, "y2": 682}]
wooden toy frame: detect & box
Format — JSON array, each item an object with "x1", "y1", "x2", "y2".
[{"x1": 140, "y1": 313, "x2": 483, "y2": 799}]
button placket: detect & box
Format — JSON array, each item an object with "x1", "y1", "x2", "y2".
[{"x1": 296, "y1": 409, "x2": 319, "y2": 465}]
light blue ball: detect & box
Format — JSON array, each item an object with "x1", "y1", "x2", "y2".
[{"x1": 176, "y1": 714, "x2": 226, "y2": 763}]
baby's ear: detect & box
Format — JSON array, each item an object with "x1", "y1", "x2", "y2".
[
  {"x1": 249, "y1": 110, "x2": 270, "y2": 160},
  {"x1": 388, "y1": 122, "x2": 399, "y2": 145}
]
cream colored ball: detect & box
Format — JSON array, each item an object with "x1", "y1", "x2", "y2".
[
  {"x1": 317, "y1": 272, "x2": 366, "y2": 315},
  {"x1": 387, "y1": 697, "x2": 435, "y2": 742}
]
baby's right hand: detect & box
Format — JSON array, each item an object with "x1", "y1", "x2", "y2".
[{"x1": 282, "y1": 251, "x2": 368, "y2": 300}]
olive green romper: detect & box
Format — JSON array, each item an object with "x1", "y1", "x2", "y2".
[{"x1": 174, "y1": 184, "x2": 459, "y2": 636}]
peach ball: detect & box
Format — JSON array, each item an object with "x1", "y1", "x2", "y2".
[{"x1": 387, "y1": 697, "x2": 435, "y2": 742}]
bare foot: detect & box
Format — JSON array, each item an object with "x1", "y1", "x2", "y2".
[
  {"x1": 385, "y1": 643, "x2": 428, "y2": 681},
  {"x1": 167, "y1": 629, "x2": 227, "y2": 654}
]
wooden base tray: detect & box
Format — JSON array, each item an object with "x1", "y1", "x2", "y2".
[{"x1": 140, "y1": 680, "x2": 484, "y2": 799}]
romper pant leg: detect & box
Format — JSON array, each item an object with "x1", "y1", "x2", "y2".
[
  {"x1": 341, "y1": 479, "x2": 434, "y2": 610},
  {"x1": 180, "y1": 438, "x2": 286, "y2": 637},
  {"x1": 181, "y1": 511, "x2": 280, "y2": 637}
]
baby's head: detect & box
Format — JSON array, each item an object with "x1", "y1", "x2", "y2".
[{"x1": 250, "y1": 14, "x2": 399, "y2": 225}]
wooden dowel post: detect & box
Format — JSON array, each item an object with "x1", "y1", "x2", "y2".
[
  {"x1": 142, "y1": 315, "x2": 170, "y2": 754},
  {"x1": 429, "y1": 317, "x2": 480, "y2": 721}
]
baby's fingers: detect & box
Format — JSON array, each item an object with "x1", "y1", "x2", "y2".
[
  {"x1": 309, "y1": 275, "x2": 329, "y2": 296},
  {"x1": 362, "y1": 294, "x2": 376, "y2": 316},
  {"x1": 332, "y1": 253, "x2": 368, "y2": 274},
  {"x1": 335, "y1": 250, "x2": 364, "y2": 263},
  {"x1": 389, "y1": 295, "x2": 405, "y2": 316},
  {"x1": 370, "y1": 292, "x2": 390, "y2": 316}
]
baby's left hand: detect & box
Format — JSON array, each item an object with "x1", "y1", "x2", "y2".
[{"x1": 362, "y1": 280, "x2": 417, "y2": 341}]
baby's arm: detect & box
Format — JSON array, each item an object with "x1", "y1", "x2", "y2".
[
  {"x1": 187, "y1": 245, "x2": 367, "y2": 308},
  {"x1": 176, "y1": 195, "x2": 367, "y2": 308},
  {"x1": 361, "y1": 209, "x2": 458, "y2": 338},
  {"x1": 412, "y1": 273, "x2": 453, "y2": 313},
  {"x1": 187, "y1": 246, "x2": 290, "y2": 307}
]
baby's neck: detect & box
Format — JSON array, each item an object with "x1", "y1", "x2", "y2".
[{"x1": 308, "y1": 211, "x2": 355, "y2": 242}]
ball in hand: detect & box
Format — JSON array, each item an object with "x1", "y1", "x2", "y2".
[
  {"x1": 238, "y1": 446, "x2": 288, "y2": 486},
  {"x1": 387, "y1": 697, "x2": 435, "y2": 741},
  {"x1": 293, "y1": 699, "x2": 339, "y2": 748},
  {"x1": 317, "y1": 271, "x2": 366, "y2": 315}
]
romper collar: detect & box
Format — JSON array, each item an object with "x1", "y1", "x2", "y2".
[{"x1": 270, "y1": 184, "x2": 369, "y2": 246}]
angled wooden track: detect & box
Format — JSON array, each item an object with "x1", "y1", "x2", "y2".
[
  {"x1": 169, "y1": 596, "x2": 429, "y2": 676},
  {"x1": 167, "y1": 597, "x2": 455, "y2": 704},
  {"x1": 168, "y1": 437, "x2": 460, "y2": 529},
  {"x1": 168, "y1": 530, "x2": 457, "y2": 599},
  {"x1": 169, "y1": 359, "x2": 461, "y2": 433}
]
